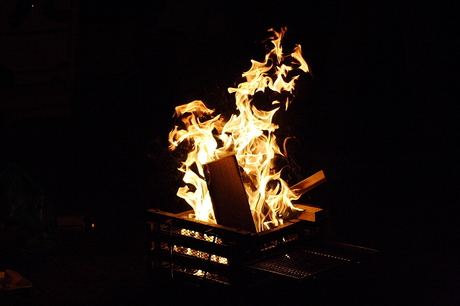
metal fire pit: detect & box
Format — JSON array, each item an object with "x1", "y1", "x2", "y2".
[{"x1": 147, "y1": 209, "x2": 376, "y2": 286}]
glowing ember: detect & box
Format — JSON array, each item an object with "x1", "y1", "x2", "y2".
[{"x1": 168, "y1": 27, "x2": 310, "y2": 232}]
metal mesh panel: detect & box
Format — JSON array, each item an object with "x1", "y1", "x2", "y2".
[
  {"x1": 259, "y1": 233, "x2": 300, "y2": 251},
  {"x1": 303, "y1": 241, "x2": 376, "y2": 261},
  {"x1": 204, "y1": 272, "x2": 230, "y2": 285},
  {"x1": 249, "y1": 250, "x2": 343, "y2": 279},
  {"x1": 260, "y1": 240, "x2": 279, "y2": 251},
  {"x1": 174, "y1": 245, "x2": 210, "y2": 261},
  {"x1": 282, "y1": 233, "x2": 298, "y2": 243},
  {"x1": 159, "y1": 224, "x2": 225, "y2": 245},
  {"x1": 160, "y1": 262, "x2": 230, "y2": 285},
  {"x1": 210, "y1": 254, "x2": 229, "y2": 265},
  {"x1": 160, "y1": 243, "x2": 229, "y2": 265}
]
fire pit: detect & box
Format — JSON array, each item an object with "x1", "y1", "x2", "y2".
[
  {"x1": 147, "y1": 207, "x2": 321, "y2": 286},
  {"x1": 147, "y1": 28, "x2": 377, "y2": 286},
  {"x1": 147, "y1": 208, "x2": 376, "y2": 286}
]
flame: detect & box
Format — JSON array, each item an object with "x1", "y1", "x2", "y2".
[{"x1": 168, "y1": 27, "x2": 309, "y2": 232}]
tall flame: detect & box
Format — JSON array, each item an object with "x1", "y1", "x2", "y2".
[{"x1": 168, "y1": 27, "x2": 309, "y2": 232}]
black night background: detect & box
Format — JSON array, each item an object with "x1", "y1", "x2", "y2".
[{"x1": 1, "y1": 1, "x2": 458, "y2": 304}]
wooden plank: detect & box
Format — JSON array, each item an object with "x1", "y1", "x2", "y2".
[
  {"x1": 291, "y1": 204, "x2": 324, "y2": 222},
  {"x1": 204, "y1": 155, "x2": 256, "y2": 233},
  {"x1": 290, "y1": 170, "x2": 326, "y2": 196}
]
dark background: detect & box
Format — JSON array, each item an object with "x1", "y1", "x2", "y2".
[{"x1": 1, "y1": 0, "x2": 458, "y2": 304}]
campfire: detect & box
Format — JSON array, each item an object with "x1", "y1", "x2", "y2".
[
  {"x1": 168, "y1": 27, "x2": 322, "y2": 232},
  {"x1": 147, "y1": 28, "x2": 376, "y2": 286}
]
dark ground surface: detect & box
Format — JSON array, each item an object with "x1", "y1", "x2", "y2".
[
  {"x1": 1, "y1": 212, "x2": 459, "y2": 305},
  {"x1": 1, "y1": 1, "x2": 459, "y2": 305}
]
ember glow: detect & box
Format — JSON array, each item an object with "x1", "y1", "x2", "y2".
[{"x1": 168, "y1": 27, "x2": 310, "y2": 232}]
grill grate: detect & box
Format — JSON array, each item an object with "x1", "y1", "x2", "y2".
[{"x1": 246, "y1": 241, "x2": 377, "y2": 279}]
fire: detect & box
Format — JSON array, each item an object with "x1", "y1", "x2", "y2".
[{"x1": 168, "y1": 27, "x2": 309, "y2": 232}]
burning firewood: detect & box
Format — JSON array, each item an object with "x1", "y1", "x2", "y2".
[
  {"x1": 204, "y1": 155, "x2": 257, "y2": 233},
  {"x1": 290, "y1": 204, "x2": 324, "y2": 222},
  {"x1": 290, "y1": 170, "x2": 326, "y2": 197},
  {"x1": 204, "y1": 157, "x2": 326, "y2": 230}
]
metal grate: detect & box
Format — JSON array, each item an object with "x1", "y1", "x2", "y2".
[
  {"x1": 160, "y1": 262, "x2": 230, "y2": 285},
  {"x1": 302, "y1": 240, "x2": 377, "y2": 261},
  {"x1": 259, "y1": 233, "x2": 301, "y2": 251},
  {"x1": 159, "y1": 224, "x2": 226, "y2": 245},
  {"x1": 246, "y1": 241, "x2": 377, "y2": 279},
  {"x1": 160, "y1": 242, "x2": 229, "y2": 265}
]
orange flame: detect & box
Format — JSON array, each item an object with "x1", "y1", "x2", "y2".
[{"x1": 169, "y1": 27, "x2": 309, "y2": 232}]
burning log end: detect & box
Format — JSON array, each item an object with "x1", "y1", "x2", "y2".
[
  {"x1": 290, "y1": 170, "x2": 326, "y2": 196},
  {"x1": 288, "y1": 204, "x2": 324, "y2": 222}
]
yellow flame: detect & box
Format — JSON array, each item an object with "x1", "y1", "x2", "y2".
[{"x1": 169, "y1": 27, "x2": 309, "y2": 232}]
